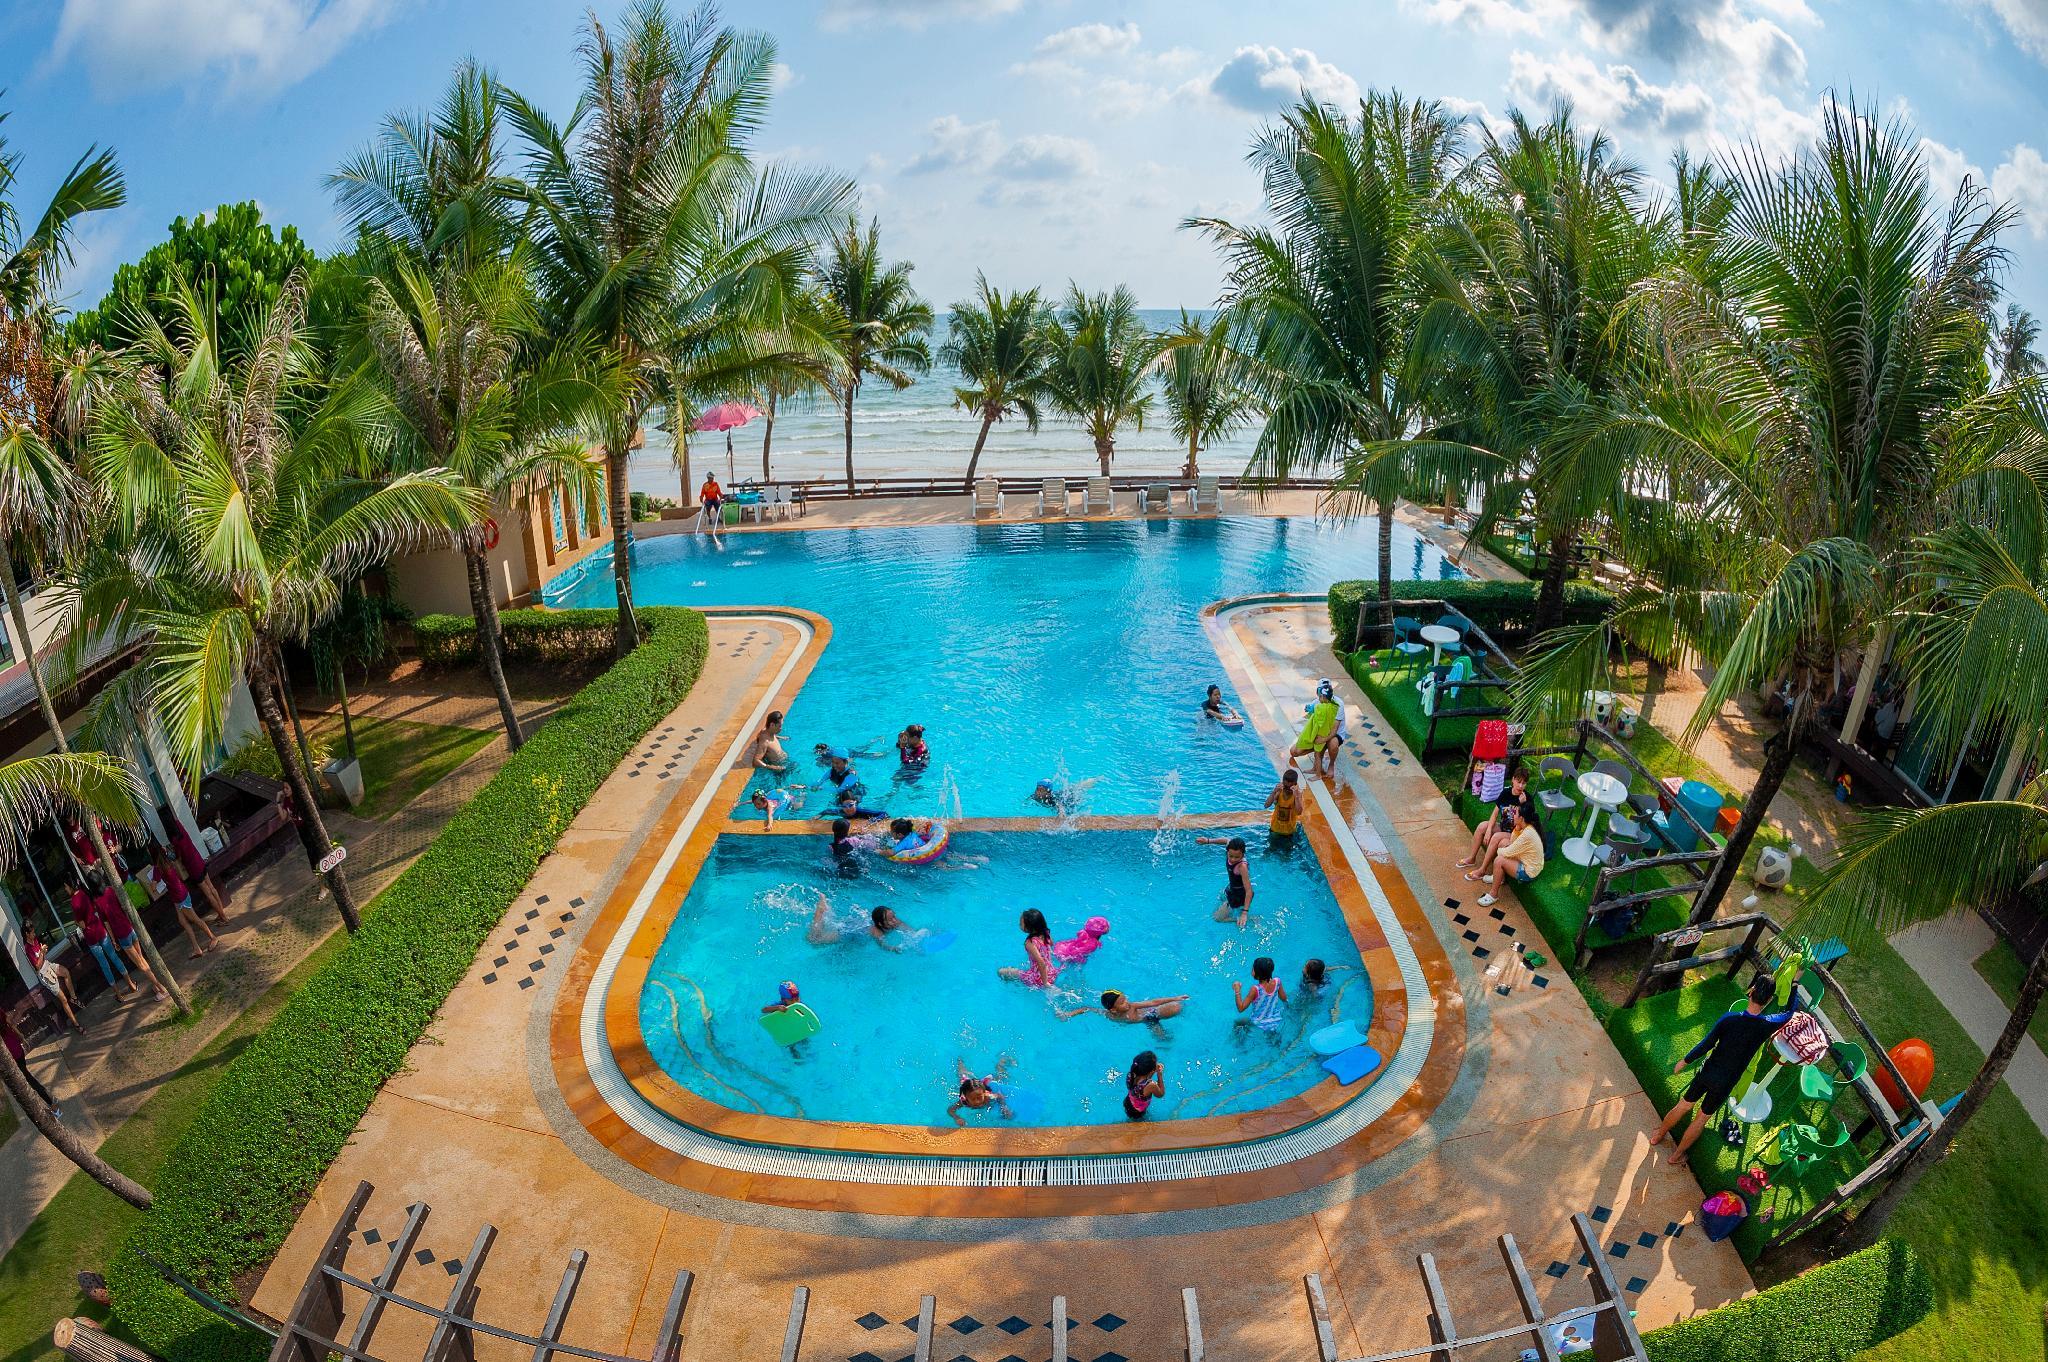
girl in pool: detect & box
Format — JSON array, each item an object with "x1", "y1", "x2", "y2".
[
  {"x1": 886, "y1": 817, "x2": 928, "y2": 855},
  {"x1": 997, "y1": 909, "x2": 1059, "y2": 987},
  {"x1": 1299, "y1": 958, "x2": 1329, "y2": 998},
  {"x1": 751, "y1": 785, "x2": 806, "y2": 827},
  {"x1": 1051, "y1": 915, "x2": 1110, "y2": 963},
  {"x1": 1264, "y1": 769, "x2": 1303, "y2": 839},
  {"x1": 748, "y1": 711, "x2": 791, "y2": 774},
  {"x1": 835, "y1": 790, "x2": 887, "y2": 821},
  {"x1": 1234, "y1": 956, "x2": 1288, "y2": 1033},
  {"x1": 948, "y1": 1057, "x2": 1016, "y2": 1126},
  {"x1": 1201, "y1": 684, "x2": 1242, "y2": 724},
  {"x1": 896, "y1": 724, "x2": 929, "y2": 766},
  {"x1": 1123, "y1": 1051, "x2": 1165, "y2": 1121},
  {"x1": 1193, "y1": 834, "x2": 1254, "y2": 926},
  {"x1": 805, "y1": 894, "x2": 911, "y2": 949},
  {"x1": 1058, "y1": 988, "x2": 1189, "y2": 1026}
]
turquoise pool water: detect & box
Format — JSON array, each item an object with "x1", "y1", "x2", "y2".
[
  {"x1": 567, "y1": 517, "x2": 1454, "y2": 1128},
  {"x1": 639, "y1": 829, "x2": 1374, "y2": 1127}
]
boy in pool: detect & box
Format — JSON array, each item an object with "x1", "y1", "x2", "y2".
[
  {"x1": 1202, "y1": 684, "x2": 1242, "y2": 724},
  {"x1": 1056, "y1": 988, "x2": 1190, "y2": 1028},
  {"x1": 1028, "y1": 776, "x2": 1100, "y2": 813},
  {"x1": 748, "y1": 710, "x2": 791, "y2": 774},
  {"x1": 1233, "y1": 956, "x2": 1288, "y2": 1033},
  {"x1": 1299, "y1": 958, "x2": 1329, "y2": 998},
  {"x1": 805, "y1": 894, "x2": 911, "y2": 950},
  {"x1": 1194, "y1": 834, "x2": 1254, "y2": 926},
  {"x1": 760, "y1": 981, "x2": 801, "y2": 1015},
  {"x1": 836, "y1": 790, "x2": 887, "y2": 820},
  {"x1": 1264, "y1": 768, "x2": 1304, "y2": 839},
  {"x1": 948, "y1": 1058, "x2": 1016, "y2": 1126}
]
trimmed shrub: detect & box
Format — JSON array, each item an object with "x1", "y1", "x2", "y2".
[
  {"x1": 1642, "y1": 1239, "x2": 1933, "y2": 1362},
  {"x1": 1328, "y1": 579, "x2": 1612, "y2": 653},
  {"x1": 415, "y1": 607, "x2": 636, "y2": 668},
  {"x1": 109, "y1": 608, "x2": 710, "y2": 1362}
]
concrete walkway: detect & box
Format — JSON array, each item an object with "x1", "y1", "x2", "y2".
[{"x1": 1891, "y1": 915, "x2": 2048, "y2": 1139}]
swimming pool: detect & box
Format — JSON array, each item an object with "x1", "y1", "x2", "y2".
[
  {"x1": 565, "y1": 517, "x2": 1455, "y2": 1133},
  {"x1": 556, "y1": 518, "x2": 1456, "y2": 820},
  {"x1": 639, "y1": 827, "x2": 1372, "y2": 1128}
]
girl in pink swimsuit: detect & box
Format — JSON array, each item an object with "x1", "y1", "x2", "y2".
[{"x1": 997, "y1": 909, "x2": 1059, "y2": 988}]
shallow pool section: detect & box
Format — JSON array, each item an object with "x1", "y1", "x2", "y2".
[
  {"x1": 557, "y1": 517, "x2": 1456, "y2": 820},
  {"x1": 639, "y1": 827, "x2": 1372, "y2": 1129}
]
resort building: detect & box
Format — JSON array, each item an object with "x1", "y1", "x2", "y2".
[{"x1": 385, "y1": 471, "x2": 620, "y2": 617}]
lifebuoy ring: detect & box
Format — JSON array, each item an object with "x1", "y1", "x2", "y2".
[
  {"x1": 481, "y1": 517, "x2": 501, "y2": 551},
  {"x1": 880, "y1": 821, "x2": 950, "y2": 865}
]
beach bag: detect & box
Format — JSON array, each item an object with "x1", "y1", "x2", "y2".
[
  {"x1": 1471, "y1": 760, "x2": 1506, "y2": 802},
  {"x1": 1472, "y1": 718, "x2": 1509, "y2": 760},
  {"x1": 1700, "y1": 1191, "x2": 1746, "y2": 1242},
  {"x1": 1772, "y1": 1010, "x2": 1829, "y2": 1066}
]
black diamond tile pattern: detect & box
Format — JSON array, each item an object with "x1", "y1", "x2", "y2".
[
  {"x1": 996, "y1": 1316, "x2": 1031, "y2": 1335},
  {"x1": 1626, "y1": 1276, "x2": 1649, "y2": 1295},
  {"x1": 1544, "y1": 1261, "x2": 1569, "y2": 1279},
  {"x1": 1591, "y1": 1205, "x2": 1613, "y2": 1223},
  {"x1": 856, "y1": 1313, "x2": 888, "y2": 1331},
  {"x1": 950, "y1": 1316, "x2": 983, "y2": 1335},
  {"x1": 362, "y1": 1227, "x2": 382, "y2": 1245},
  {"x1": 414, "y1": 1248, "x2": 435, "y2": 1266},
  {"x1": 1092, "y1": 1314, "x2": 1126, "y2": 1332}
]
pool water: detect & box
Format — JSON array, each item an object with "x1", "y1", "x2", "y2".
[
  {"x1": 568, "y1": 517, "x2": 1457, "y2": 1129},
  {"x1": 558, "y1": 518, "x2": 1456, "y2": 820},
  {"x1": 639, "y1": 829, "x2": 1374, "y2": 1128}
]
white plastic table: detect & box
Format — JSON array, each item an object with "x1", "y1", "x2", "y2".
[
  {"x1": 1418, "y1": 623, "x2": 1459, "y2": 667},
  {"x1": 1563, "y1": 770, "x2": 1628, "y2": 867}
]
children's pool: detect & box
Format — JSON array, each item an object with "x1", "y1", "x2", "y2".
[
  {"x1": 639, "y1": 829, "x2": 1373, "y2": 1128},
  {"x1": 557, "y1": 518, "x2": 1456, "y2": 820},
  {"x1": 562, "y1": 517, "x2": 1455, "y2": 1130}
]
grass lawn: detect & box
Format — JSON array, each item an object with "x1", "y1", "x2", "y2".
[
  {"x1": 0, "y1": 932, "x2": 344, "y2": 1362},
  {"x1": 1971, "y1": 941, "x2": 2048, "y2": 1054},
  {"x1": 231, "y1": 713, "x2": 492, "y2": 822}
]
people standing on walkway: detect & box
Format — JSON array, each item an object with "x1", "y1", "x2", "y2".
[
  {"x1": 1650, "y1": 974, "x2": 1793, "y2": 1163},
  {"x1": 168, "y1": 819, "x2": 230, "y2": 924},
  {"x1": 150, "y1": 846, "x2": 218, "y2": 959},
  {"x1": 91, "y1": 870, "x2": 166, "y2": 1002},
  {"x1": 69, "y1": 884, "x2": 134, "y2": 999},
  {"x1": 2, "y1": 1015, "x2": 59, "y2": 1118}
]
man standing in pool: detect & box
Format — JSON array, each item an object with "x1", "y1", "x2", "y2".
[
  {"x1": 747, "y1": 711, "x2": 791, "y2": 774},
  {"x1": 1194, "y1": 834, "x2": 1254, "y2": 926}
]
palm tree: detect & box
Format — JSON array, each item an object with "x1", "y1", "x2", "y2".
[
  {"x1": 1152, "y1": 309, "x2": 1253, "y2": 481},
  {"x1": 1993, "y1": 303, "x2": 2042, "y2": 387},
  {"x1": 940, "y1": 274, "x2": 1053, "y2": 487},
  {"x1": 1191, "y1": 93, "x2": 1461, "y2": 637},
  {"x1": 816, "y1": 215, "x2": 932, "y2": 493},
  {"x1": 506, "y1": 1, "x2": 852, "y2": 655},
  {"x1": 0, "y1": 749, "x2": 159, "y2": 1209},
  {"x1": 1040, "y1": 284, "x2": 1165, "y2": 478},
  {"x1": 0, "y1": 103, "x2": 192, "y2": 1014},
  {"x1": 80, "y1": 274, "x2": 480, "y2": 933},
  {"x1": 359, "y1": 256, "x2": 607, "y2": 750}
]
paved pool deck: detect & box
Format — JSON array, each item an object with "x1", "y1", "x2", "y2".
[{"x1": 251, "y1": 593, "x2": 1746, "y2": 1361}]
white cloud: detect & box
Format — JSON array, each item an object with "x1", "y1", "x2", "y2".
[
  {"x1": 50, "y1": 0, "x2": 396, "y2": 96},
  {"x1": 995, "y1": 133, "x2": 1100, "y2": 180},
  {"x1": 819, "y1": 0, "x2": 1026, "y2": 29},
  {"x1": 1993, "y1": 144, "x2": 2048, "y2": 238},
  {"x1": 1953, "y1": 0, "x2": 2048, "y2": 64},
  {"x1": 903, "y1": 115, "x2": 1003, "y2": 174},
  {"x1": 1400, "y1": 0, "x2": 1562, "y2": 33},
  {"x1": 1206, "y1": 45, "x2": 1361, "y2": 112},
  {"x1": 1033, "y1": 21, "x2": 1141, "y2": 60},
  {"x1": 1506, "y1": 50, "x2": 1714, "y2": 136},
  {"x1": 770, "y1": 62, "x2": 800, "y2": 93},
  {"x1": 1919, "y1": 137, "x2": 1986, "y2": 196}
]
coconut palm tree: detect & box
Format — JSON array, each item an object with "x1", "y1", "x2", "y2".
[
  {"x1": 358, "y1": 255, "x2": 609, "y2": 750},
  {"x1": 506, "y1": 1, "x2": 852, "y2": 655},
  {"x1": 1040, "y1": 284, "x2": 1165, "y2": 478},
  {"x1": 940, "y1": 274, "x2": 1054, "y2": 488},
  {"x1": 79, "y1": 273, "x2": 480, "y2": 933},
  {"x1": 0, "y1": 107, "x2": 123, "y2": 319},
  {"x1": 1993, "y1": 303, "x2": 2042, "y2": 388},
  {"x1": 1191, "y1": 93, "x2": 1461, "y2": 637},
  {"x1": 1152, "y1": 309, "x2": 1253, "y2": 482},
  {"x1": 0, "y1": 749, "x2": 158, "y2": 1209},
  {"x1": 815, "y1": 215, "x2": 932, "y2": 493}
]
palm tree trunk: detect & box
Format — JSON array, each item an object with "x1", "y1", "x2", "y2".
[
  {"x1": 963, "y1": 413, "x2": 995, "y2": 488},
  {"x1": 1184, "y1": 433, "x2": 1199, "y2": 481},
  {"x1": 1690, "y1": 705, "x2": 1800, "y2": 925},
  {"x1": 607, "y1": 437, "x2": 639, "y2": 660},
  {"x1": 762, "y1": 395, "x2": 777, "y2": 482},
  {"x1": 842, "y1": 387, "x2": 858, "y2": 495},
  {"x1": 1535, "y1": 531, "x2": 1575, "y2": 633},
  {"x1": 0, "y1": 1051, "x2": 152, "y2": 1210},
  {"x1": 0, "y1": 542, "x2": 190, "y2": 1017},
  {"x1": 248, "y1": 648, "x2": 362, "y2": 933},
  {"x1": 1829, "y1": 936, "x2": 2048, "y2": 1252},
  {"x1": 464, "y1": 546, "x2": 522, "y2": 751},
  {"x1": 1376, "y1": 500, "x2": 1396, "y2": 630},
  {"x1": 1095, "y1": 433, "x2": 1114, "y2": 479}
]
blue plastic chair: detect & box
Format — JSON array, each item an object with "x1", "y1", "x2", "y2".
[
  {"x1": 1432, "y1": 613, "x2": 1467, "y2": 654},
  {"x1": 1392, "y1": 616, "x2": 1428, "y2": 664}
]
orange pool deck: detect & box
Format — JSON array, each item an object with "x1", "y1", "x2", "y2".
[{"x1": 251, "y1": 598, "x2": 1752, "y2": 1362}]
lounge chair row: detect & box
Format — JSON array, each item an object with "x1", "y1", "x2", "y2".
[{"x1": 974, "y1": 476, "x2": 1223, "y2": 520}]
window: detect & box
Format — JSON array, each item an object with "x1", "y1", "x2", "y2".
[{"x1": 550, "y1": 485, "x2": 567, "y2": 550}]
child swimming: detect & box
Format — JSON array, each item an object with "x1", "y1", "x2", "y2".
[
  {"x1": 805, "y1": 893, "x2": 910, "y2": 950},
  {"x1": 896, "y1": 724, "x2": 929, "y2": 766},
  {"x1": 1193, "y1": 834, "x2": 1254, "y2": 926},
  {"x1": 836, "y1": 790, "x2": 887, "y2": 820},
  {"x1": 1264, "y1": 768, "x2": 1303, "y2": 838},
  {"x1": 1051, "y1": 915, "x2": 1110, "y2": 963},
  {"x1": 760, "y1": 980, "x2": 802, "y2": 1014},
  {"x1": 1201, "y1": 684, "x2": 1242, "y2": 724},
  {"x1": 948, "y1": 1057, "x2": 1015, "y2": 1126},
  {"x1": 886, "y1": 817, "x2": 927, "y2": 855},
  {"x1": 1057, "y1": 988, "x2": 1189, "y2": 1025},
  {"x1": 1234, "y1": 956, "x2": 1288, "y2": 1032},
  {"x1": 750, "y1": 786, "x2": 803, "y2": 827},
  {"x1": 1299, "y1": 958, "x2": 1328, "y2": 997},
  {"x1": 1028, "y1": 776, "x2": 1100, "y2": 814},
  {"x1": 1123, "y1": 1050, "x2": 1165, "y2": 1121},
  {"x1": 996, "y1": 909, "x2": 1059, "y2": 988}
]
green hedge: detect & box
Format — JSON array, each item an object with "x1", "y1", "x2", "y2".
[
  {"x1": 1328, "y1": 578, "x2": 1612, "y2": 653},
  {"x1": 1642, "y1": 1239, "x2": 1933, "y2": 1362},
  {"x1": 415, "y1": 606, "x2": 635, "y2": 667},
  {"x1": 110, "y1": 607, "x2": 710, "y2": 1362}
]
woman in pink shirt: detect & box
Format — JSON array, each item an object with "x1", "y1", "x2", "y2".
[
  {"x1": 92, "y1": 875, "x2": 166, "y2": 1001},
  {"x1": 152, "y1": 846, "x2": 217, "y2": 958},
  {"x1": 71, "y1": 885, "x2": 135, "y2": 998}
]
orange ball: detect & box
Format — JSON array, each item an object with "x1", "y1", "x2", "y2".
[{"x1": 1874, "y1": 1038, "x2": 1934, "y2": 1110}]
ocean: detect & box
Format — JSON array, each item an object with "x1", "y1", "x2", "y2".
[{"x1": 627, "y1": 308, "x2": 1266, "y2": 497}]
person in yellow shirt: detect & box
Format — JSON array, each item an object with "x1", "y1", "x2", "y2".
[{"x1": 1476, "y1": 803, "x2": 1544, "y2": 907}]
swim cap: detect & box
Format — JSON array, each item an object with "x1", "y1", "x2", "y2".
[
  {"x1": 778, "y1": 981, "x2": 799, "y2": 1002},
  {"x1": 1036, "y1": 778, "x2": 1053, "y2": 790},
  {"x1": 827, "y1": 746, "x2": 849, "y2": 760},
  {"x1": 1084, "y1": 915, "x2": 1110, "y2": 936},
  {"x1": 1102, "y1": 989, "x2": 1126, "y2": 1007}
]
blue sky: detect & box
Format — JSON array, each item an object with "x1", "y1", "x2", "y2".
[{"x1": 7, "y1": 0, "x2": 2048, "y2": 318}]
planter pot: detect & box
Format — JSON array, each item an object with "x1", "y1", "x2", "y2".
[{"x1": 321, "y1": 757, "x2": 365, "y2": 808}]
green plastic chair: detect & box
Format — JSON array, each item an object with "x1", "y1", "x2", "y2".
[
  {"x1": 1825, "y1": 1040, "x2": 1868, "y2": 1086},
  {"x1": 1798, "y1": 1063, "x2": 1837, "y2": 1124},
  {"x1": 1762, "y1": 1122, "x2": 1827, "y2": 1220}
]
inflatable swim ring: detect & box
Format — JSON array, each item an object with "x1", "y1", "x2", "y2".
[{"x1": 880, "y1": 821, "x2": 950, "y2": 865}]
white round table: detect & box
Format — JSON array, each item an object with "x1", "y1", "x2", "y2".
[
  {"x1": 1418, "y1": 623, "x2": 1459, "y2": 667},
  {"x1": 1562, "y1": 769, "x2": 1628, "y2": 867}
]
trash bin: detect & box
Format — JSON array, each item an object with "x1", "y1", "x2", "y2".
[{"x1": 1666, "y1": 779, "x2": 1723, "y2": 853}]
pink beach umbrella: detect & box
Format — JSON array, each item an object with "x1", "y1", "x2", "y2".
[{"x1": 693, "y1": 402, "x2": 763, "y2": 480}]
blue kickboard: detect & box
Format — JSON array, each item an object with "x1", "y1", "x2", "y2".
[
  {"x1": 1309, "y1": 1021, "x2": 1368, "y2": 1056},
  {"x1": 919, "y1": 929, "x2": 958, "y2": 954},
  {"x1": 1322, "y1": 1044, "x2": 1384, "y2": 1086}
]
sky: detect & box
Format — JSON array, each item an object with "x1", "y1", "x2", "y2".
[{"x1": 5, "y1": 0, "x2": 2048, "y2": 320}]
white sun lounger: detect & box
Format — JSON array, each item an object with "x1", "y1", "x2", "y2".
[
  {"x1": 973, "y1": 477, "x2": 1004, "y2": 519},
  {"x1": 1082, "y1": 476, "x2": 1114, "y2": 515},
  {"x1": 1189, "y1": 475, "x2": 1221, "y2": 513},
  {"x1": 1037, "y1": 477, "x2": 1069, "y2": 517},
  {"x1": 1136, "y1": 482, "x2": 1171, "y2": 514}
]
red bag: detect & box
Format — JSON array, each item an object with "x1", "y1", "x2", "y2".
[{"x1": 1472, "y1": 719, "x2": 1508, "y2": 760}]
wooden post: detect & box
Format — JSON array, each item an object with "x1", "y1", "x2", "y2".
[
  {"x1": 52, "y1": 1320, "x2": 162, "y2": 1362},
  {"x1": 913, "y1": 1295, "x2": 936, "y2": 1362},
  {"x1": 649, "y1": 1272, "x2": 693, "y2": 1362},
  {"x1": 1182, "y1": 1288, "x2": 1205, "y2": 1362},
  {"x1": 348, "y1": 1199, "x2": 428, "y2": 1357},
  {"x1": 1302, "y1": 1274, "x2": 1339, "y2": 1362},
  {"x1": 778, "y1": 1288, "x2": 810, "y2": 1362},
  {"x1": 1419, "y1": 1255, "x2": 1455, "y2": 1362},
  {"x1": 529, "y1": 1250, "x2": 587, "y2": 1362},
  {"x1": 1051, "y1": 1295, "x2": 1069, "y2": 1362},
  {"x1": 423, "y1": 1223, "x2": 496, "y2": 1362},
  {"x1": 270, "y1": 1180, "x2": 371, "y2": 1362},
  {"x1": 1573, "y1": 1213, "x2": 1647, "y2": 1362},
  {"x1": 1498, "y1": 1236, "x2": 1562, "y2": 1362}
]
